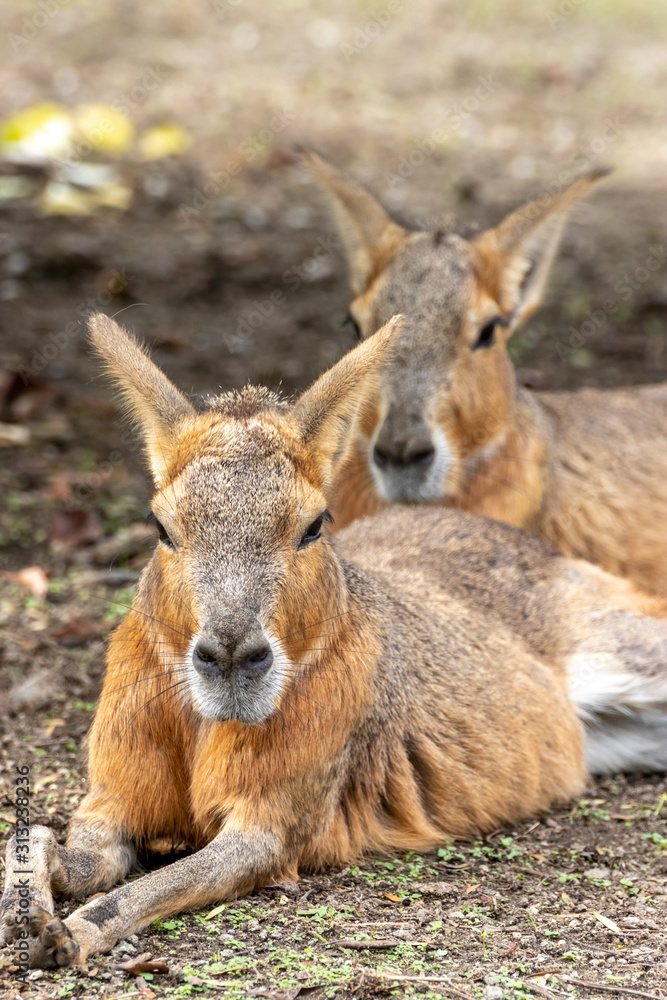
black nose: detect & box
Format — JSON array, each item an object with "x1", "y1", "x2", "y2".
[
  {"x1": 373, "y1": 441, "x2": 435, "y2": 470},
  {"x1": 192, "y1": 637, "x2": 274, "y2": 679},
  {"x1": 238, "y1": 641, "x2": 274, "y2": 676}
]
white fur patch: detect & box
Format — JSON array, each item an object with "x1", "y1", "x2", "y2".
[
  {"x1": 567, "y1": 651, "x2": 667, "y2": 774},
  {"x1": 368, "y1": 423, "x2": 453, "y2": 503},
  {"x1": 186, "y1": 629, "x2": 290, "y2": 724}
]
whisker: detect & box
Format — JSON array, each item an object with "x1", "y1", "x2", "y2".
[
  {"x1": 276, "y1": 610, "x2": 354, "y2": 643},
  {"x1": 120, "y1": 679, "x2": 191, "y2": 734},
  {"x1": 89, "y1": 597, "x2": 192, "y2": 638}
]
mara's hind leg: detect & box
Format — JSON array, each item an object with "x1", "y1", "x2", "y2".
[{"x1": 1, "y1": 809, "x2": 135, "y2": 968}]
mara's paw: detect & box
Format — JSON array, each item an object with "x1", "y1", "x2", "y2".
[
  {"x1": 1, "y1": 899, "x2": 52, "y2": 948},
  {"x1": 28, "y1": 916, "x2": 80, "y2": 969}
]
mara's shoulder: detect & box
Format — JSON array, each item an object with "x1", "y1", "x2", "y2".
[
  {"x1": 333, "y1": 505, "x2": 554, "y2": 559},
  {"x1": 332, "y1": 506, "x2": 560, "y2": 599}
]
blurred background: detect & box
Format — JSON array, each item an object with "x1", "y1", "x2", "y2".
[
  {"x1": 0, "y1": 0, "x2": 666, "y2": 617},
  {"x1": 0, "y1": 1, "x2": 665, "y2": 634},
  {"x1": 0, "y1": 1, "x2": 667, "y2": 991}
]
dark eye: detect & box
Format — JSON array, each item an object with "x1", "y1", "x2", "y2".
[
  {"x1": 473, "y1": 317, "x2": 500, "y2": 351},
  {"x1": 299, "y1": 510, "x2": 333, "y2": 549},
  {"x1": 149, "y1": 514, "x2": 174, "y2": 550},
  {"x1": 343, "y1": 312, "x2": 363, "y2": 341},
  {"x1": 156, "y1": 520, "x2": 175, "y2": 549}
]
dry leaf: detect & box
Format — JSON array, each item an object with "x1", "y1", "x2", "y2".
[
  {"x1": 50, "y1": 617, "x2": 104, "y2": 647},
  {"x1": 0, "y1": 422, "x2": 30, "y2": 446},
  {"x1": 12, "y1": 565, "x2": 49, "y2": 600},
  {"x1": 383, "y1": 893, "x2": 403, "y2": 903},
  {"x1": 465, "y1": 884, "x2": 479, "y2": 894},
  {"x1": 43, "y1": 718, "x2": 65, "y2": 738},
  {"x1": 592, "y1": 910, "x2": 622, "y2": 934},
  {"x1": 33, "y1": 773, "x2": 60, "y2": 791},
  {"x1": 119, "y1": 953, "x2": 169, "y2": 976},
  {"x1": 48, "y1": 509, "x2": 102, "y2": 550}
]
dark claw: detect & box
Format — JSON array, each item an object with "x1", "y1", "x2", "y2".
[
  {"x1": 28, "y1": 905, "x2": 52, "y2": 937},
  {"x1": 1, "y1": 912, "x2": 19, "y2": 944}
]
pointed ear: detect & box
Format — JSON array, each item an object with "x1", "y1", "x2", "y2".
[
  {"x1": 303, "y1": 150, "x2": 408, "y2": 295},
  {"x1": 472, "y1": 169, "x2": 609, "y2": 330},
  {"x1": 293, "y1": 314, "x2": 403, "y2": 486},
  {"x1": 88, "y1": 313, "x2": 195, "y2": 487}
]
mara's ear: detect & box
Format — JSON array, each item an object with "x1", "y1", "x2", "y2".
[
  {"x1": 472, "y1": 169, "x2": 609, "y2": 331},
  {"x1": 293, "y1": 314, "x2": 403, "y2": 486},
  {"x1": 88, "y1": 313, "x2": 195, "y2": 487},
  {"x1": 303, "y1": 150, "x2": 408, "y2": 295}
]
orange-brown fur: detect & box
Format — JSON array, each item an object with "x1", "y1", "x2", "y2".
[
  {"x1": 306, "y1": 153, "x2": 667, "y2": 595},
  {"x1": 3, "y1": 314, "x2": 667, "y2": 969}
]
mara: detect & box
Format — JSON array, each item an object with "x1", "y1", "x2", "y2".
[
  {"x1": 2, "y1": 314, "x2": 666, "y2": 967},
  {"x1": 306, "y1": 152, "x2": 667, "y2": 596}
]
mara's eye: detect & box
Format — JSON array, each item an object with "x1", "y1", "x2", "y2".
[
  {"x1": 472, "y1": 317, "x2": 501, "y2": 351},
  {"x1": 343, "y1": 312, "x2": 363, "y2": 341},
  {"x1": 156, "y1": 520, "x2": 174, "y2": 549},
  {"x1": 299, "y1": 510, "x2": 333, "y2": 549},
  {"x1": 148, "y1": 514, "x2": 174, "y2": 550}
]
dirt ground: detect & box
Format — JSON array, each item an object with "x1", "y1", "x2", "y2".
[{"x1": 1, "y1": 1, "x2": 667, "y2": 998}]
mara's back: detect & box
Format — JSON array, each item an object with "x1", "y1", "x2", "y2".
[{"x1": 536, "y1": 383, "x2": 667, "y2": 592}]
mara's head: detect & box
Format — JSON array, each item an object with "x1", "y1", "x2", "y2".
[
  {"x1": 89, "y1": 313, "x2": 401, "y2": 725},
  {"x1": 306, "y1": 152, "x2": 608, "y2": 504}
]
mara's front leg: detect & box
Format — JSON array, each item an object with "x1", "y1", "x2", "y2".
[
  {"x1": 0, "y1": 809, "x2": 135, "y2": 968},
  {"x1": 20, "y1": 828, "x2": 281, "y2": 967}
]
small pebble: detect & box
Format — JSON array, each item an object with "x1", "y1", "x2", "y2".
[{"x1": 482, "y1": 986, "x2": 504, "y2": 1000}]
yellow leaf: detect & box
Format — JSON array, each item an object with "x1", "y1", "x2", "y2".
[
  {"x1": 94, "y1": 183, "x2": 133, "y2": 210},
  {"x1": 0, "y1": 102, "x2": 74, "y2": 159},
  {"x1": 139, "y1": 123, "x2": 191, "y2": 160},
  {"x1": 40, "y1": 181, "x2": 95, "y2": 215},
  {"x1": 465, "y1": 884, "x2": 480, "y2": 894},
  {"x1": 74, "y1": 104, "x2": 133, "y2": 156}
]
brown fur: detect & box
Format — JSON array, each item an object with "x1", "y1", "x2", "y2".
[
  {"x1": 3, "y1": 314, "x2": 667, "y2": 968},
  {"x1": 305, "y1": 152, "x2": 667, "y2": 595}
]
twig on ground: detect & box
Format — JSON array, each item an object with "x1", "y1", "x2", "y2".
[
  {"x1": 563, "y1": 978, "x2": 663, "y2": 1000},
  {"x1": 370, "y1": 970, "x2": 470, "y2": 999},
  {"x1": 523, "y1": 982, "x2": 568, "y2": 1000},
  {"x1": 332, "y1": 938, "x2": 402, "y2": 949}
]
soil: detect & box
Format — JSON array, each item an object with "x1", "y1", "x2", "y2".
[{"x1": 1, "y1": 1, "x2": 667, "y2": 998}]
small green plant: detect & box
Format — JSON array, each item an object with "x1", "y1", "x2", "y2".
[
  {"x1": 153, "y1": 916, "x2": 186, "y2": 939},
  {"x1": 75, "y1": 700, "x2": 98, "y2": 712}
]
